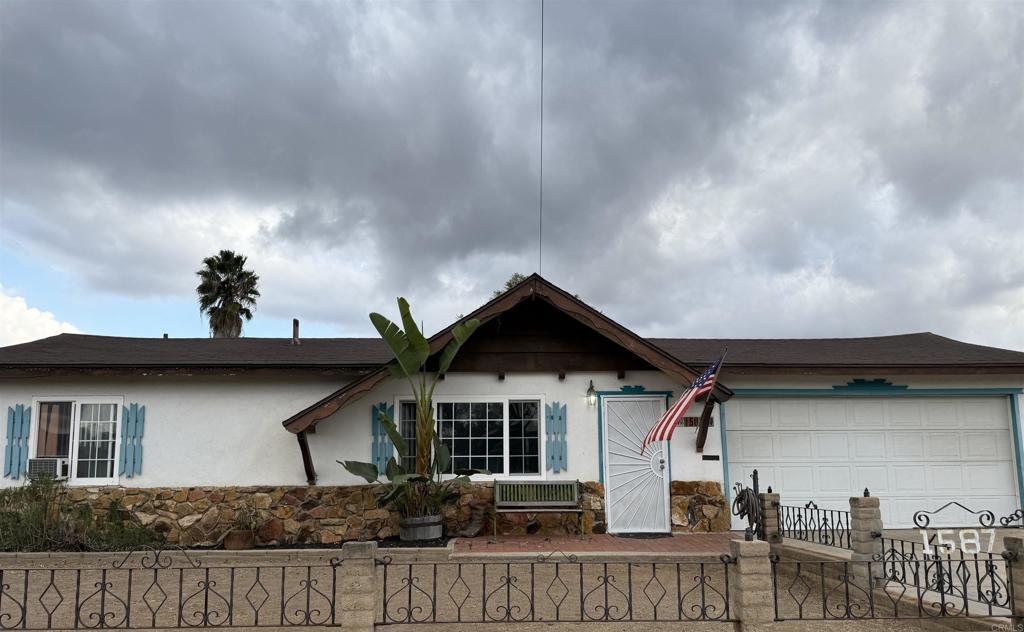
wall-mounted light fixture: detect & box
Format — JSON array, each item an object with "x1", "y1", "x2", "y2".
[{"x1": 586, "y1": 380, "x2": 597, "y2": 406}]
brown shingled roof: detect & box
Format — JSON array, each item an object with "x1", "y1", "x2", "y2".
[
  {"x1": 3, "y1": 331, "x2": 1022, "y2": 371},
  {"x1": 0, "y1": 334, "x2": 391, "y2": 368},
  {"x1": 650, "y1": 333, "x2": 1024, "y2": 368}
]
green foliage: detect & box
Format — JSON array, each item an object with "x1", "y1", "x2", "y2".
[
  {"x1": 492, "y1": 272, "x2": 528, "y2": 298},
  {"x1": 0, "y1": 477, "x2": 163, "y2": 552},
  {"x1": 368, "y1": 297, "x2": 480, "y2": 475},
  {"x1": 340, "y1": 409, "x2": 487, "y2": 519},
  {"x1": 340, "y1": 298, "x2": 483, "y2": 520},
  {"x1": 195, "y1": 249, "x2": 261, "y2": 338}
]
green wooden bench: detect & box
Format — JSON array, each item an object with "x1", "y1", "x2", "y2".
[{"x1": 492, "y1": 480, "x2": 584, "y2": 537}]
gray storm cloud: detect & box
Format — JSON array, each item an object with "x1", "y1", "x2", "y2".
[{"x1": 0, "y1": 0, "x2": 1021, "y2": 347}]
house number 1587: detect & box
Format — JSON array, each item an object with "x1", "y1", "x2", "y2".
[{"x1": 919, "y1": 528, "x2": 996, "y2": 555}]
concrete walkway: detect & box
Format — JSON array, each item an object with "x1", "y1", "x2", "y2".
[{"x1": 452, "y1": 532, "x2": 736, "y2": 556}]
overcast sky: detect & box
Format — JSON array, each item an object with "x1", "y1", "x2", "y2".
[{"x1": 1, "y1": 0, "x2": 1021, "y2": 350}]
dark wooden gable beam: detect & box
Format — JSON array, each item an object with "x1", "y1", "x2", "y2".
[{"x1": 281, "y1": 274, "x2": 733, "y2": 434}]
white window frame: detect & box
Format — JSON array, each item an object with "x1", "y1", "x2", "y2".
[
  {"x1": 394, "y1": 395, "x2": 547, "y2": 480},
  {"x1": 30, "y1": 396, "x2": 124, "y2": 486}
]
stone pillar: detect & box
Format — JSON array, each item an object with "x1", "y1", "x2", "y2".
[
  {"x1": 849, "y1": 493, "x2": 883, "y2": 585},
  {"x1": 339, "y1": 541, "x2": 377, "y2": 632},
  {"x1": 759, "y1": 491, "x2": 781, "y2": 548},
  {"x1": 728, "y1": 538, "x2": 775, "y2": 631},
  {"x1": 1004, "y1": 536, "x2": 1024, "y2": 621}
]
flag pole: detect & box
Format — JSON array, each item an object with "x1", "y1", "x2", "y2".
[{"x1": 694, "y1": 347, "x2": 728, "y2": 453}]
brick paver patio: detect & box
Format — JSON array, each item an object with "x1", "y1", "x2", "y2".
[{"x1": 453, "y1": 532, "x2": 737, "y2": 555}]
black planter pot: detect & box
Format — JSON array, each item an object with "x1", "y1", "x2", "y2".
[{"x1": 399, "y1": 515, "x2": 443, "y2": 541}]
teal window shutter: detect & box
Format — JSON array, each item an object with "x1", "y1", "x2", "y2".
[
  {"x1": 4, "y1": 405, "x2": 31, "y2": 479},
  {"x1": 119, "y1": 403, "x2": 145, "y2": 478},
  {"x1": 545, "y1": 402, "x2": 567, "y2": 473},
  {"x1": 371, "y1": 402, "x2": 395, "y2": 472}
]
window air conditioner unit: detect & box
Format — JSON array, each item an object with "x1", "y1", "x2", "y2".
[{"x1": 27, "y1": 458, "x2": 70, "y2": 481}]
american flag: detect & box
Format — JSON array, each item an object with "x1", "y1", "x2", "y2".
[{"x1": 641, "y1": 354, "x2": 724, "y2": 454}]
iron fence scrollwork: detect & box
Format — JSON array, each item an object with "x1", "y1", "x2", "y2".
[
  {"x1": 0, "y1": 545, "x2": 343, "y2": 629},
  {"x1": 376, "y1": 550, "x2": 737, "y2": 624}
]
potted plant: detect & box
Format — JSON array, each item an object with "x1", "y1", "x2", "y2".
[
  {"x1": 224, "y1": 506, "x2": 260, "y2": 550},
  {"x1": 340, "y1": 298, "x2": 482, "y2": 541}
]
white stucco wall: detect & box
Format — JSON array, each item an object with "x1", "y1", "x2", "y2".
[
  {"x1": 309, "y1": 370, "x2": 725, "y2": 486},
  {"x1": 0, "y1": 375, "x2": 348, "y2": 488},
  {"x1": 0, "y1": 370, "x2": 726, "y2": 489},
  {"x1": 3, "y1": 371, "x2": 1021, "y2": 493}
]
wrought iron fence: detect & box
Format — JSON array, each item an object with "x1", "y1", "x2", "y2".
[
  {"x1": 0, "y1": 546, "x2": 342, "y2": 629},
  {"x1": 877, "y1": 536, "x2": 1012, "y2": 613},
  {"x1": 771, "y1": 554, "x2": 1017, "y2": 621},
  {"x1": 376, "y1": 552, "x2": 736, "y2": 624},
  {"x1": 775, "y1": 501, "x2": 851, "y2": 549}
]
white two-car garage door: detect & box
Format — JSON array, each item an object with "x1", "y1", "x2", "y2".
[{"x1": 726, "y1": 397, "x2": 1019, "y2": 528}]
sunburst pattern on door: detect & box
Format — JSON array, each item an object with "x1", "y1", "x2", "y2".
[{"x1": 604, "y1": 397, "x2": 670, "y2": 533}]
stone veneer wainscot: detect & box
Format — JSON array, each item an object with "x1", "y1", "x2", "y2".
[{"x1": 65, "y1": 481, "x2": 728, "y2": 546}]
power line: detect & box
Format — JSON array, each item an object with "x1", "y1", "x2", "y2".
[{"x1": 538, "y1": 0, "x2": 544, "y2": 275}]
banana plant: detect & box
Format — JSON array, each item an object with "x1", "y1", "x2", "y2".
[
  {"x1": 340, "y1": 411, "x2": 484, "y2": 517},
  {"x1": 338, "y1": 298, "x2": 484, "y2": 517}
]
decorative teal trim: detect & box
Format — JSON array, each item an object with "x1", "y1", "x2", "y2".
[
  {"x1": 832, "y1": 379, "x2": 908, "y2": 391},
  {"x1": 732, "y1": 387, "x2": 1023, "y2": 398},
  {"x1": 545, "y1": 402, "x2": 568, "y2": 473},
  {"x1": 596, "y1": 390, "x2": 673, "y2": 484},
  {"x1": 1010, "y1": 395, "x2": 1023, "y2": 507},
  {"x1": 4, "y1": 405, "x2": 30, "y2": 479},
  {"x1": 720, "y1": 401, "x2": 730, "y2": 511},
  {"x1": 118, "y1": 403, "x2": 145, "y2": 478},
  {"x1": 619, "y1": 385, "x2": 647, "y2": 394},
  {"x1": 371, "y1": 402, "x2": 395, "y2": 472}
]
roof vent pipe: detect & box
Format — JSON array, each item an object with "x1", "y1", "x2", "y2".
[
  {"x1": 292, "y1": 319, "x2": 300, "y2": 345},
  {"x1": 163, "y1": 333, "x2": 168, "y2": 339}
]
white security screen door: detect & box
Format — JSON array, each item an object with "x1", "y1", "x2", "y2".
[{"x1": 603, "y1": 396, "x2": 671, "y2": 533}]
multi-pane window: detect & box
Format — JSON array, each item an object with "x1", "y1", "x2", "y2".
[
  {"x1": 399, "y1": 398, "x2": 544, "y2": 477},
  {"x1": 31, "y1": 399, "x2": 120, "y2": 484},
  {"x1": 509, "y1": 400, "x2": 540, "y2": 475},
  {"x1": 75, "y1": 403, "x2": 119, "y2": 480},
  {"x1": 398, "y1": 402, "x2": 418, "y2": 472},
  {"x1": 437, "y1": 402, "x2": 505, "y2": 474}
]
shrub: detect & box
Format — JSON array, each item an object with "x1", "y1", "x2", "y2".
[{"x1": 0, "y1": 477, "x2": 163, "y2": 552}]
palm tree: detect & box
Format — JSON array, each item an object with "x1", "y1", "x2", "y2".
[{"x1": 195, "y1": 250, "x2": 260, "y2": 338}]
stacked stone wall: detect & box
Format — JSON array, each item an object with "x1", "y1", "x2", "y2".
[{"x1": 66, "y1": 479, "x2": 728, "y2": 546}]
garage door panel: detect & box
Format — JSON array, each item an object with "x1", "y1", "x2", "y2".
[
  {"x1": 854, "y1": 465, "x2": 889, "y2": 493},
  {"x1": 735, "y1": 401, "x2": 772, "y2": 429},
  {"x1": 892, "y1": 465, "x2": 927, "y2": 492},
  {"x1": 817, "y1": 466, "x2": 853, "y2": 492},
  {"x1": 778, "y1": 467, "x2": 815, "y2": 494},
  {"x1": 852, "y1": 401, "x2": 885, "y2": 427},
  {"x1": 929, "y1": 465, "x2": 964, "y2": 491},
  {"x1": 965, "y1": 464, "x2": 1015, "y2": 492},
  {"x1": 731, "y1": 433, "x2": 773, "y2": 459},
  {"x1": 925, "y1": 401, "x2": 958, "y2": 426},
  {"x1": 812, "y1": 401, "x2": 847, "y2": 428},
  {"x1": 887, "y1": 401, "x2": 922, "y2": 427},
  {"x1": 773, "y1": 401, "x2": 811, "y2": 429},
  {"x1": 961, "y1": 400, "x2": 1004, "y2": 428},
  {"x1": 727, "y1": 396, "x2": 1018, "y2": 529},
  {"x1": 852, "y1": 433, "x2": 887, "y2": 459},
  {"x1": 926, "y1": 433, "x2": 960, "y2": 458},
  {"x1": 776, "y1": 433, "x2": 811, "y2": 459},
  {"x1": 815, "y1": 434, "x2": 849, "y2": 459},
  {"x1": 891, "y1": 432, "x2": 925, "y2": 459},
  {"x1": 964, "y1": 431, "x2": 1010, "y2": 459}
]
